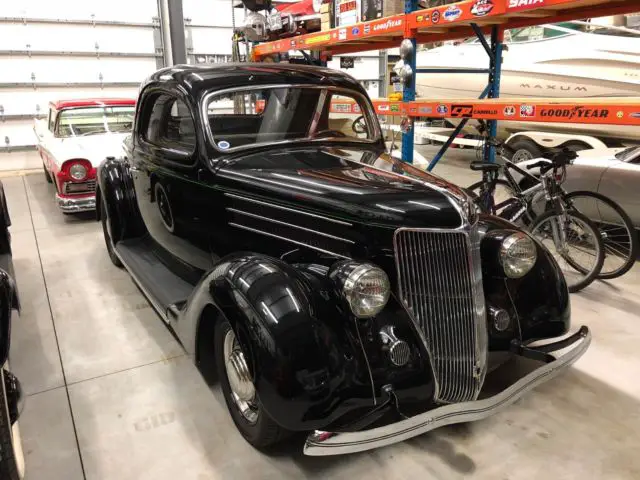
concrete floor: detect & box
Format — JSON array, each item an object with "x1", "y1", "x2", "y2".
[{"x1": 6, "y1": 148, "x2": 640, "y2": 480}]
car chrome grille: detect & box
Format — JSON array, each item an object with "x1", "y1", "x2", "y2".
[
  {"x1": 393, "y1": 227, "x2": 487, "y2": 404},
  {"x1": 63, "y1": 180, "x2": 96, "y2": 195}
]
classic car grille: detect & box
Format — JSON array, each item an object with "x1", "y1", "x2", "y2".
[
  {"x1": 393, "y1": 228, "x2": 487, "y2": 404},
  {"x1": 63, "y1": 180, "x2": 96, "y2": 195}
]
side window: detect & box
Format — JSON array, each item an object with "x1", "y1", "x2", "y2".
[{"x1": 142, "y1": 93, "x2": 196, "y2": 159}]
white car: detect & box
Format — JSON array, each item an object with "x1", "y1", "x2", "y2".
[
  {"x1": 511, "y1": 146, "x2": 640, "y2": 228},
  {"x1": 34, "y1": 99, "x2": 135, "y2": 213}
]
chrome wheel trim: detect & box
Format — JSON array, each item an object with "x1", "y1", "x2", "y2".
[
  {"x1": 512, "y1": 149, "x2": 534, "y2": 163},
  {"x1": 223, "y1": 329, "x2": 258, "y2": 424}
]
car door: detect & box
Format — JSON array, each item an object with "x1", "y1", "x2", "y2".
[
  {"x1": 598, "y1": 153, "x2": 640, "y2": 228},
  {"x1": 130, "y1": 88, "x2": 215, "y2": 280}
]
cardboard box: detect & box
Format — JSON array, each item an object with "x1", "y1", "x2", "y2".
[
  {"x1": 335, "y1": 0, "x2": 361, "y2": 27},
  {"x1": 361, "y1": 0, "x2": 404, "y2": 22}
]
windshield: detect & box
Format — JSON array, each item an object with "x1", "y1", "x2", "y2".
[
  {"x1": 203, "y1": 86, "x2": 380, "y2": 153},
  {"x1": 614, "y1": 146, "x2": 640, "y2": 162},
  {"x1": 57, "y1": 106, "x2": 135, "y2": 137}
]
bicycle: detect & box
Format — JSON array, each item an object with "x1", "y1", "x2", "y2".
[
  {"x1": 467, "y1": 147, "x2": 605, "y2": 293},
  {"x1": 467, "y1": 142, "x2": 638, "y2": 280}
]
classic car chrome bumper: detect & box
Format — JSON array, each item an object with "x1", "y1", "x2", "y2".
[
  {"x1": 303, "y1": 326, "x2": 591, "y2": 456},
  {"x1": 56, "y1": 194, "x2": 96, "y2": 213}
]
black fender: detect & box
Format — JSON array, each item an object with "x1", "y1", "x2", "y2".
[
  {"x1": 478, "y1": 215, "x2": 571, "y2": 348},
  {"x1": 182, "y1": 252, "x2": 381, "y2": 432},
  {"x1": 96, "y1": 156, "x2": 145, "y2": 242},
  {"x1": 0, "y1": 269, "x2": 18, "y2": 366}
]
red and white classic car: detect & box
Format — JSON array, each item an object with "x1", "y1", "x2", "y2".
[{"x1": 34, "y1": 98, "x2": 136, "y2": 213}]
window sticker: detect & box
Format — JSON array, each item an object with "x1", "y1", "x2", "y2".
[{"x1": 218, "y1": 140, "x2": 231, "y2": 150}]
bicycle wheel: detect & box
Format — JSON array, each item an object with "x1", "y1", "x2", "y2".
[
  {"x1": 530, "y1": 209, "x2": 604, "y2": 293},
  {"x1": 467, "y1": 179, "x2": 516, "y2": 214},
  {"x1": 564, "y1": 191, "x2": 638, "y2": 279}
]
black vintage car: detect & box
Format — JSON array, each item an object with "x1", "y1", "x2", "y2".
[
  {"x1": 97, "y1": 64, "x2": 590, "y2": 456},
  {"x1": 0, "y1": 182, "x2": 25, "y2": 479}
]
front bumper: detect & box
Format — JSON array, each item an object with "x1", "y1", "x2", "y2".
[
  {"x1": 304, "y1": 326, "x2": 591, "y2": 456},
  {"x1": 56, "y1": 194, "x2": 96, "y2": 213}
]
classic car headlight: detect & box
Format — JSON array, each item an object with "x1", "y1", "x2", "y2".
[
  {"x1": 69, "y1": 163, "x2": 88, "y2": 181},
  {"x1": 500, "y1": 232, "x2": 537, "y2": 278},
  {"x1": 343, "y1": 264, "x2": 390, "y2": 318}
]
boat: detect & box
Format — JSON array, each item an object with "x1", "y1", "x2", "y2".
[{"x1": 413, "y1": 21, "x2": 640, "y2": 142}]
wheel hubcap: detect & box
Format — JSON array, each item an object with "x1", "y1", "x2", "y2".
[
  {"x1": 223, "y1": 329, "x2": 258, "y2": 424},
  {"x1": 512, "y1": 149, "x2": 534, "y2": 163}
]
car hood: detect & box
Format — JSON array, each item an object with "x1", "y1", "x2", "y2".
[
  {"x1": 217, "y1": 147, "x2": 474, "y2": 229},
  {"x1": 52, "y1": 132, "x2": 129, "y2": 167}
]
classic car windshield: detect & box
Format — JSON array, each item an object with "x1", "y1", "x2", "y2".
[
  {"x1": 203, "y1": 86, "x2": 379, "y2": 152},
  {"x1": 57, "y1": 106, "x2": 135, "y2": 137}
]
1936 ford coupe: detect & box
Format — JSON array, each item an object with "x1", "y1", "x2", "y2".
[{"x1": 96, "y1": 64, "x2": 590, "y2": 456}]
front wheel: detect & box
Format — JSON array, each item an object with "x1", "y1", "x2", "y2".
[
  {"x1": 0, "y1": 367, "x2": 25, "y2": 480},
  {"x1": 530, "y1": 209, "x2": 604, "y2": 293},
  {"x1": 214, "y1": 320, "x2": 290, "y2": 449},
  {"x1": 564, "y1": 191, "x2": 638, "y2": 280}
]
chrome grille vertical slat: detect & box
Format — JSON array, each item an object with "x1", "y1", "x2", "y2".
[{"x1": 393, "y1": 227, "x2": 487, "y2": 404}]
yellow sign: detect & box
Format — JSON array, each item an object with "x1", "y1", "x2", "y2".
[{"x1": 305, "y1": 33, "x2": 332, "y2": 45}]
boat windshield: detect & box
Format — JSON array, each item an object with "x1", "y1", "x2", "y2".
[
  {"x1": 57, "y1": 106, "x2": 135, "y2": 137},
  {"x1": 202, "y1": 86, "x2": 380, "y2": 153},
  {"x1": 614, "y1": 146, "x2": 640, "y2": 162}
]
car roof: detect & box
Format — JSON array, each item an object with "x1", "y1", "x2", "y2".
[
  {"x1": 142, "y1": 63, "x2": 365, "y2": 98},
  {"x1": 51, "y1": 98, "x2": 136, "y2": 110}
]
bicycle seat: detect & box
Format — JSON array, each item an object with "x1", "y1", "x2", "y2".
[
  {"x1": 541, "y1": 147, "x2": 578, "y2": 162},
  {"x1": 469, "y1": 161, "x2": 501, "y2": 172}
]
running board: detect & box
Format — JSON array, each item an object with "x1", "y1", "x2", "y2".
[{"x1": 114, "y1": 237, "x2": 194, "y2": 322}]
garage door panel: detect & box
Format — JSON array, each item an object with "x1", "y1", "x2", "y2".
[
  {"x1": 0, "y1": 87, "x2": 138, "y2": 116},
  {"x1": 3, "y1": 0, "x2": 158, "y2": 23},
  {"x1": 0, "y1": 120, "x2": 40, "y2": 147},
  {"x1": 0, "y1": 57, "x2": 156, "y2": 83},
  {"x1": 190, "y1": 28, "x2": 237, "y2": 55},
  {"x1": 183, "y1": 0, "x2": 244, "y2": 26},
  {"x1": 0, "y1": 24, "x2": 157, "y2": 54}
]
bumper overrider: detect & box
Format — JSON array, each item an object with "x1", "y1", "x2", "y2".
[
  {"x1": 56, "y1": 194, "x2": 96, "y2": 213},
  {"x1": 304, "y1": 326, "x2": 591, "y2": 456}
]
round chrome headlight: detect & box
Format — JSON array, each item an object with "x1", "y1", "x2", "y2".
[
  {"x1": 343, "y1": 264, "x2": 390, "y2": 318},
  {"x1": 69, "y1": 163, "x2": 88, "y2": 181},
  {"x1": 500, "y1": 232, "x2": 537, "y2": 278}
]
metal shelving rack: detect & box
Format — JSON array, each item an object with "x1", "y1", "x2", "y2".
[{"x1": 252, "y1": 0, "x2": 640, "y2": 168}]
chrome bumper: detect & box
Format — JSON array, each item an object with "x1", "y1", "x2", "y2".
[
  {"x1": 56, "y1": 194, "x2": 96, "y2": 213},
  {"x1": 304, "y1": 326, "x2": 591, "y2": 456}
]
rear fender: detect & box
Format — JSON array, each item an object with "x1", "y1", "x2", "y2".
[
  {"x1": 96, "y1": 156, "x2": 145, "y2": 242},
  {"x1": 182, "y1": 253, "x2": 373, "y2": 432}
]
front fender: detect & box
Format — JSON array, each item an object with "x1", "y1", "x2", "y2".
[
  {"x1": 183, "y1": 253, "x2": 379, "y2": 432},
  {"x1": 479, "y1": 216, "x2": 571, "y2": 347},
  {"x1": 96, "y1": 156, "x2": 144, "y2": 241}
]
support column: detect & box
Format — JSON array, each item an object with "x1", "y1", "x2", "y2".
[
  {"x1": 484, "y1": 26, "x2": 504, "y2": 163},
  {"x1": 157, "y1": 0, "x2": 187, "y2": 67},
  {"x1": 401, "y1": 0, "x2": 419, "y2": 164}
]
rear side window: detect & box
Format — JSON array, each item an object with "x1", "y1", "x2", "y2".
[{"x1": 142, "y1": 93, "x2": 196, "y2": 158}]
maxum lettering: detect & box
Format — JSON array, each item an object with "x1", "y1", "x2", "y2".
[
  {"x1": 508, "y1": 0, "x2": 544, "y2": 7},
  {"x1": 373, "y1": 19, "x2": 402, "y2": 31},
  {"x1": 540, "y1": 107, "x2": 609, "y2": 120}
]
